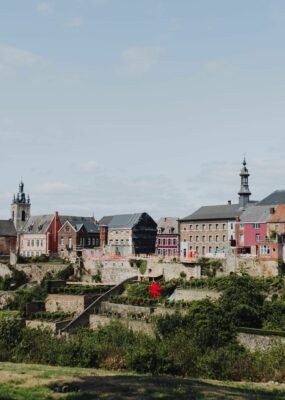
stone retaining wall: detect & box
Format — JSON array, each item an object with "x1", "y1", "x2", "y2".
[
  {"x1": 26, "y1": 319, "x2": 72, "y2": 333},
  {"x1": 89, "y1": 314, "x2": 155, "y2": 336},
  {"x1": 172, "y1": 289, "x2": 221, "y2": 302},
  {"x1": 16, "y1": 264, "x2": 69, "y2": 284},
  {"x1": 100, "y1": 302, "x2": 152, "y2": 318},
  {"x1": 238, "y1": 332, "x2": 285, "y2": 351},
  {"x1": 0, "y1": 291, "x2": 15, "y2": 310},
  {"x1": 45, "y1": 294, "x2": 97, "y2": 314}
]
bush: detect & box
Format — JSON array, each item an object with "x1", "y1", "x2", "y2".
[{"x1": 0, "y1": 268, "x2": 28, "y2": 291}]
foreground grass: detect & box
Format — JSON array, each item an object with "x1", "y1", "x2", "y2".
[{"x1": 0, "y1": 362, "x2": 285, "y2": 399}]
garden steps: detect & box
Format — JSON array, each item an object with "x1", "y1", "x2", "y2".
[{"x1": 59, "y1": 276, "x2": 138, "y2": 333}]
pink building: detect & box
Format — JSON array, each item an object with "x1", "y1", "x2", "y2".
[
  {"x1": 156, "y1": 217, "x2": 179, "y2": 257},
  {"x1": 236, "y1": 205, "x2": 272, "y2": 254}
]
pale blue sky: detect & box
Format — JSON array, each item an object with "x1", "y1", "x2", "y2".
[{"x1": 1, "y1": 0, "x2": 285, "y2": 219}]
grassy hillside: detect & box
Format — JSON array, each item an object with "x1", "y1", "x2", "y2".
[{"x1": 0, "y1": 362, "x2": 285, "y2": 400}]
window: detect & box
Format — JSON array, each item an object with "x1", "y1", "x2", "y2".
[
  {"x1": 163, "y1": 239, "x2": 166, "y2": 245},
  {"x1": 209, "y1": 235, "x2": 212, "y2": 242},
  {"x1": 195, "y1": 236, "x2": 199, "y2": 242},
  {"x1": 216, "y1": 235, "x2": 219, "y2": 242},
  {"x1": 168, "y1": 239, "x2": 171, "y2": 246},
  {"x1": 253, "y1": 223, "x2": 261, "y2": 229},
  {"x1": 209, "y1": 246, "x2": 212, "y2": 253},
  {"x1": 158, "y1": 239, "x2": 161, "y2": 245},
  {"x1": 40, "y1": 240, "x2": 43, "y2": 247},
  {"x1": 88, "y1": 238, "x2": 91, "y2": 246},
  {"x1": 223, "y1": 235, "x2": 226, "y2": 242},
  {"x1": 231, "y1": 223, "x2": 234, "y2": 229},
  {"x1": 216, "y1": 224, "x2": 219, "y2": 230},
  {"x1": 60, "y1": 237, "x2": 64, "y2": 245},
  {"x1": 195, "y1": 246, "x2": 199, "y2": 254},
  {"x1": 260, "y1": 245, "x2": 270, "y2": 255},
  {"x1": 96, "y1": 238, "x2": 99, "y2": 246},
  {"x1": 31, "y1": 240, "x2": 34, "y2": 247},
  {"x1": 275, "y1": 224, "x2": 279, "y2": 231},
  {"x1": 189, "y1": 224, "x2": 193, "y2": 230},
  {"x1": 202, "y1": 224, "x2": 206, "y2": 230},
  {"x1": 240, "y1": 234, "x2": 244, "y2": 243},
  {"x1": 68, "y1": 237, "x2": 72, "y2": 248},
  {"x1": 202, "y1": 235, "x2": 205, "y2": 242},
  {"x1": 36, "y1": 240, "x2": 39, "y2": 247},
  {"x1": 27, "y1": 240, "x2": 30, "y2": 247},
  {"x1": 256, "y1": 234, "x2": 261, "y2": 242},
  {"x1": 21, "y1": 210, "x2": 26, "y2": 222},
  {"x1": 195, "y1": 224, "x2": 199, "y2": 230},
  {"x1": 92, "y1": 238, "x2": 96, "y2": 245},
  {"x1": 223, "y1": 224, "x2": 226, "y2": 230},
  {"x1": 189, "y1": 236, "x2": 192, "y2": 242},
  {"x1": 209, "y1": 224, "x2": 212, "y2": 230},
  {"x1": 202, "y1": 246, "x2": 205, "y2": 255},
  {"x1": 173, "y1": 239, "x2": 176, "y2": 245},
  {"x1": 215, "y1": 246, "x2": 219, "y2": 253}
]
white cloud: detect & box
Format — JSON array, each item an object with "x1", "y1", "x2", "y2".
[
  {"x1": 66, "y1": 17, "x2": 83, "y2": 29},
  {"x1": 37, "y1": 182, "x2": 72, "y2": 195},
  {"x1": 36, "y1": 2, "x2": 53, "y2": 15},
  {"x1": 0, "y1": 44, "x2": 44, "y2": 68},
  {"x1": 114, "y1": 46, "x2": 162, "y2": 77}
]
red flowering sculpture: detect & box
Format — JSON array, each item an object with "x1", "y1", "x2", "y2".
[{"x1": 149, "y1": 282, "x2": 162, "y2": 299}]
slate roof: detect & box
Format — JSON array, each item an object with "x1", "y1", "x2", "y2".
[
  {"x1": 99, "y1": 213, "x2": 143, "y2": 229},
  {"x1": 22, "y1": 215, "x2": 54, "y2": 234},
  {"x1": 59, "y1": 215, "x2": 94, "y2": 225},
  {"x1": 0, "y1": 220, "x2": 17, "y2": 237},
  {"x1": 157, "y1": 217, "x2": 179, "y2": 234},
  {"x1": 181, "y1": 204, "x2": 247, "y2": 221},
  {"x1": 239, "y1": 205, "x2": 272, "y2": 223},
  {"x1": 69, "y1": 220, "x2": 99, "y2": 233},
  {"x1": 258, "y1": 190, "x2": 285, "y2": 206}
]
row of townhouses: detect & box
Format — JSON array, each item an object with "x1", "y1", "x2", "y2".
[{"x1": 1, "y1": 158, "x2": 285, "y2": 263}]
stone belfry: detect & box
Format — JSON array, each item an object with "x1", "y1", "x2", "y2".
[
  {"x1": 11, "y1": 181, "x2": 31, "y2": 231},
  {"x1": 238, "y1": 158, "x2": 252, "y2": 207}
]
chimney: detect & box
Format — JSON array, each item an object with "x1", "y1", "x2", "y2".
[{"x1": 228, "y1": 200, "x2": 232, "y2": 205}]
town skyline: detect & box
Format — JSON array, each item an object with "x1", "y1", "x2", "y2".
[{"x1": 1, "y1": 1, "x2": 285, "y2": 218}]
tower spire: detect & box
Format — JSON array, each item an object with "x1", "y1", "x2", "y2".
[{"x1": 238, "y1": 157, "x2": 251, "y2": 207}]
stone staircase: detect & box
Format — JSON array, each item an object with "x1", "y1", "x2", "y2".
[{"x1": 60, "y1": 276, "x2": 138, "y2": 333}]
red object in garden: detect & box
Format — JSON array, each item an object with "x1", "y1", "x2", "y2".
[{"x1": 149, "y1": 282, "x2": 162, "y2": 299}]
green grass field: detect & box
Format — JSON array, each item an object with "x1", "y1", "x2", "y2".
[{"x1": 0, "y1": 362, "x2": 285, "y2": 400}]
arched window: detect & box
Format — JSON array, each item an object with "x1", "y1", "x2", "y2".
[{"x1": 21, "y1": 210, "x2": 26, "y2": 222}]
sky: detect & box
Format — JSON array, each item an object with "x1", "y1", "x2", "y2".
[{"x1": 1, "y1": 0, "x2": 285, "y2": 220}]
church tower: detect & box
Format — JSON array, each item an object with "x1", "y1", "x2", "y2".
[
  {"x1": 238, "y1": 158, "x2": 251, "y2": 207},
  {"x1": 11, "y1": 181, "x2": 31, "y2": 231}
]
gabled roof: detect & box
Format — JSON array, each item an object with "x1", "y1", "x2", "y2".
[
  {"x1": 157, "y1": 217, "x2": 179, "y2": 234},
  {"x1": 239, "y1": 205, "x2": 272, "y2": 223},
  {"x1": 69, "y1": 220, "x2": 99, "y2": 233},
  {"x1": 99, "y1": 215, "x2": 113, "y2": 226},
  {"x1": 22, "y1": 215, "x2": 54, "y2": 234},
  {"x1": 59, "y1": 215, "x2": 95, "y2": 225},
  {"x1": 181, "y1": 204, "x2": 247, "y2": 221},
  {"x1": 99, "y1": 213, "x2": 143, "y2": 229},
  {"x1": 0, "y1": 220, "x2": 17, "y2": 237},
  {"x1": 258, "y1": 190, "x2": 285, "y2": 206}
]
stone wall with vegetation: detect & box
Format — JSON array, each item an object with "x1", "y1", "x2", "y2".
[
  {"x1": 45, "y1": 294, "x2": 93, "y2": 314},
  {"x1": 172, "y1": 288, "x2": 221, "y2": 302},
  {"x1": 238, "y1": 330, "x2": 285, "y2": 351},
  {"x1": 16, "y1": 264, "x2": 69, "y2": 284}
]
